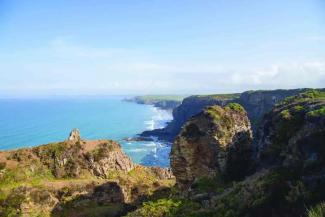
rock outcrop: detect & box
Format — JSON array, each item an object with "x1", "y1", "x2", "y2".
[
  {"x1": 0, "y1": 130, "x2": 175, "y2": 217},
  {"x1": 141, "y1": 94, "x2": 238, "y2": 141},
  {"x1": 171, "y1": 103, "x2": 253, "y2": 189},
  {"x1": 67, "y1": 128, "x2": 80, "y2": 142}
]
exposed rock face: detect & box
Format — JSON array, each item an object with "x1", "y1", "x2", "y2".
[
  {"x1": 67, "y1": 128, "x2": 80, "y2": 142},
  {"x1": 171, "y1": 104, "x2": 253, "y2": 189},
  {"x1": 29, "y1": 139, "x2": 135, "y2": 178},
  {"x1": 141, "y1": 94, "x2": 237, "y2": 140}
]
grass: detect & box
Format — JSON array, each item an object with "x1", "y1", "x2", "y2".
[
  {"x1": 307, "y1": 202, "x2": 325, "y2": 217},
  {"x1": 225, "y1": 103, "x2": 245, "y2": 113},
  {"x1": 196, "y1": 93, "x2": 240, "y2": 100},
  {"x1": 307, "y1": 106, "x2": 325, "y2": 118}
]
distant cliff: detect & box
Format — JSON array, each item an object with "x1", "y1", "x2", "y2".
[
  {"x1": 125, "y1": 95, "x2": 185, "y2": 110},
  {"x1": 141, "y1": 89, "x2": 322, "y2": 141}
]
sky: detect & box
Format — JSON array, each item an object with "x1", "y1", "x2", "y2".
[{"x1": 0, "y1": 0, "x2": 325, "y2": 96}]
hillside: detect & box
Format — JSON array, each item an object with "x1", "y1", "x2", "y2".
[{"x1": 0, "y1": 130, "x2": 174, "y2": 217}]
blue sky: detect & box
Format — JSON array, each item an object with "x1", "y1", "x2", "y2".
[{"x1": 0, "y1": 0, "x2": 324, "y2": 96}]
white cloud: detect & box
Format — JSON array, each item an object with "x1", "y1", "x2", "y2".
[{"x1": 0, "y1": 38, "x2": 324, "y2": 96}]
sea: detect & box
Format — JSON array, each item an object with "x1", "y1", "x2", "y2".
[{"x1": 0, "y1": 96, "x2": 172, "y2": 167}]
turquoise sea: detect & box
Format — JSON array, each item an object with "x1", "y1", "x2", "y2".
[{"x1": 0, "y1": 97, "x2": 172, "y2": 167}]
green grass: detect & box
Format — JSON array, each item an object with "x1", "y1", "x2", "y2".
[
  {"x1": 307, "y1": 106, "x2": 325, "y2": 118},
  {"x1": 281, "y1": 90, "x2": 325, "y2": 105},
  {"x1": 226, "y1": 103, "x2": 245, "y2": 113},
  {"x1": 196, "y1": 93, "x2": 240, "y2": 100},
  {"x1": 307, "y1": 202, "x2": 325, "y2": 217}
]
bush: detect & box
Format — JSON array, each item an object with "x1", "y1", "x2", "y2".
[
  {"x1": 307, "y1": 202, "x2": 325, "y2": 217},
  {"x1": 226, "y1": 103, "x2": 245, "y2": 113},
  {"x1": 0, "y1": 162, "x2": 6, "y2": 170}
]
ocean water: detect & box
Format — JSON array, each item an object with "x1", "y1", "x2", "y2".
[{"x1": 0, "y1": 97, "x2": 172, "y2": 167}]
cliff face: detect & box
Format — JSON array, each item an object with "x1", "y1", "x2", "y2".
[
  {"x1": 170, "y1": 103, "x2": 253, "y2": 189},
  {"x1": 141, "y1": 89, "x2": 320, "y2": 141},
  {"x1": 0, "y1": 130, "x2": 174, "y2": 217},
  {"x1": 140, "y1": 94, "x2": 238, "y2": 140}
]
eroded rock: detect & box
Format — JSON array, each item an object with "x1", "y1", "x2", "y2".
[{"x1": 171, "y1": 103, "x2": 253, "y2": 189}]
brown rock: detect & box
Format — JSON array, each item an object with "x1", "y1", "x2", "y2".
[{"x1": 170, "y1": 104, "x2": 253, "y2": 189}]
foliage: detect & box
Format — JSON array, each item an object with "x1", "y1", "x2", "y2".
[
  {"x1": 195, "y1": 93, "x2": 240, "y2": 101},
  {"x1": 307, "y1": 202, "x2": 325, "y2": 217},
  {"x1": 307, "y1": 106, "x2": 325, "y2": 118},
  {"x1": 125, "y1": 199, "x2": 201, "y2": 217},
  {"x1": 226, "y1": 103, "x2": 245, "y2": 113}
]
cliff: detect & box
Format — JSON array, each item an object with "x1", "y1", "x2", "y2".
[
  {"x1": 125, "y1": 95, "x2": 184, "y2": 110},
  {"x1": 126, "y1": 90, "x2": 325, "y2": 217},
  {"x1": 141, "y1": 88, "x2": 322, "y2": 141},
  {"x1": 140, "y1": 93, "x2": 239, "y2": 140},
  {"x1": 171, "y1": 103, "x2": 253, "y2": 189},
  {"x1": 0, "y1": 130, "x2": 174, "y2": 217}
]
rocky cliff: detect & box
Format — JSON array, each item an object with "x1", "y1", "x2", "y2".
[
  {"x1": 141, "y1": 89, "x2": 321, "y2": 142},
  {"x1": 171, "y1": 103, "x2": 253, "y2": 189},
  {"x1": 140, "y1": 94, "x2": 239, "y2": 140},
  {"x1": 126, "y1": 90, "x2": 325, "y2": 217},
  {"x1": 125, "y1": 95, "x2": 184, "y2": 110},
  {"x1": 0, "y1": 130, "x2": 174, "y2": 217}
]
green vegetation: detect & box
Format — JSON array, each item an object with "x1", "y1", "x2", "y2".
[
  {"x1": 193, "y1": 177, "x2": 225, "y2": 193},
  {"x1": 307, "y1": 202, "x2": 325, "y2": 217},
  {"x1": 281, "y1": 90, "x2": 325, "y2": 105},
  {"x1": 307, "y1": 106, "x2": 325, "y2": 118},
  {"x1": 0, "y1": 161, "x2": 6, "y2": 170},
  {"x1": 125, "y1": 199, "x2": 202, "y2": 217},
  {"x1": 196, "y1": 93, "x2": 240, "y2": 100},
  {"x1": 226, "y1": 103, "x2": 245, "y2": 113}
]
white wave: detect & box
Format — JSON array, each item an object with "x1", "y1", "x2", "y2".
[
  {"x1": 129, "y1": 148, "x2": 147, "y2": 153},
  {"x1": 145, "y1": 106, "x2": 173, "y2": 130}
]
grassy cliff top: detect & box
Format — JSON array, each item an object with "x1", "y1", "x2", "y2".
[{"x1": 194, "y1": 93, "x2": 240, "y2": 100}]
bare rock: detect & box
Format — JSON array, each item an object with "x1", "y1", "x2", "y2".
[{"x1": 68, "y1": 128, "x2": 80, "y2": 142}]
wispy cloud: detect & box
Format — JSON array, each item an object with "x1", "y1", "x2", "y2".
[{"x1": 0, "y1": 38, "x2": 324, "y2": 96}]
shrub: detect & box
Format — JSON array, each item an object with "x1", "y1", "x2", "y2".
[
  {"x1": 226, "y1": 103, "x2": 245, "y2": 113},
  {"x1": 0, "y1": 162, "x2": 6, "y2": 170},
  {"x1": 307, "y1": 202, "x2": 325, "y2": 217}
]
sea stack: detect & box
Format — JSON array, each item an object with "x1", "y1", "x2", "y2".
[{"x1": 68, "y1": 128, "x2": 80, "y2": 142}]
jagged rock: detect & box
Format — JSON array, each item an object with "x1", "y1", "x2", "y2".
[
  {"x1": 68, "y1": 128, "x2": 80, "y2": 142},
  {"x1": 171, "y1": 103, "x2": 253, "y2": 189},
  {"x1": 149, "y1": 167, "x2": 174, "y2": 179}
]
